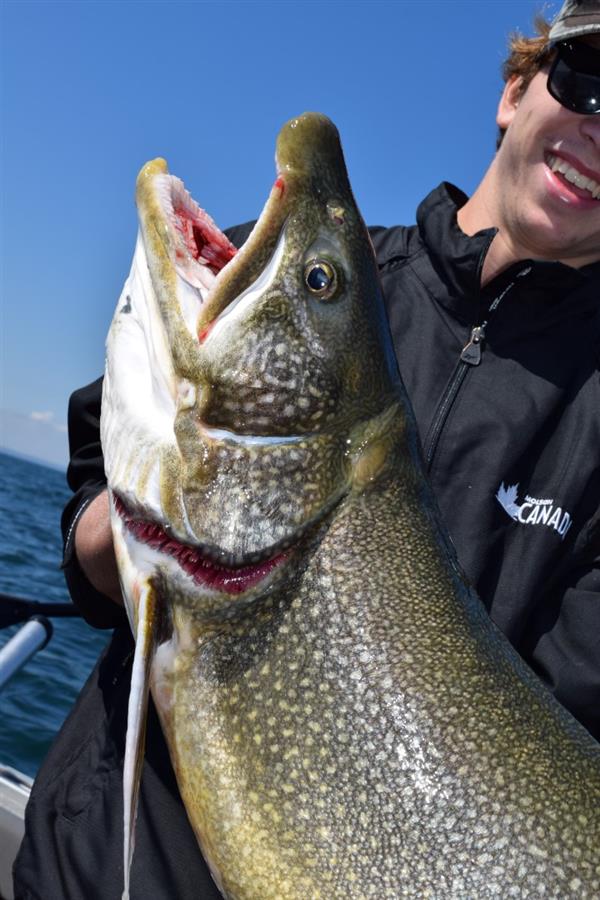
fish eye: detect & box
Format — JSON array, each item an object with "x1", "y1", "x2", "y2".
[{"x1": 303, "y1": 259, "x2": 339, "y2": 300}]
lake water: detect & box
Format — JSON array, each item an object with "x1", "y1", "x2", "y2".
[{"x1": 0, "y1": 450, "x2": 110, "y2": 777}]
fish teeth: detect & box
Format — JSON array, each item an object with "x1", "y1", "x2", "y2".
[{"x1": 547, "y1": 153, "x2": 600, "y2": 199}]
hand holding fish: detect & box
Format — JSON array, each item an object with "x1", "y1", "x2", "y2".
[{"x1": 75, "y1": 489, "x2": 123, "y2": 605}]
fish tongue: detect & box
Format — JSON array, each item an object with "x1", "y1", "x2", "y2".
[{"x1": 122, "y1": 583, "x2": 158, "y2": 900}]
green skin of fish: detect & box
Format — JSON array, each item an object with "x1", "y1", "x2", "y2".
[{"x1": 121, "y1": 114, "x2": 600, "y2": 899}]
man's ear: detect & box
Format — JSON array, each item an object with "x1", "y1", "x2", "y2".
[{"x1": 497, "y1": 75, "x2": 523, "y2": 130}]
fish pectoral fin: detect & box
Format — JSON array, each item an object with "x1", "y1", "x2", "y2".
[{"x1": 122, "y1": 582, "x2": 159, "y2": 900}]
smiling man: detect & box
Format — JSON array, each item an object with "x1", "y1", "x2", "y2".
[
  {"x1": 459, "y1": 13, "x2": 600, "y2": 277},
  {"x1": 13, "y1": 3, "x2": 600, "y2": 899},
  {"x1": 371, "y1": 2, "x2": 600, "y2": 746}
]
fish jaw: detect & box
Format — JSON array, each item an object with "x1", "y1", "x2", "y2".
[{"x1": 101, "y1": 158, "x2": 240, "y2": 561}]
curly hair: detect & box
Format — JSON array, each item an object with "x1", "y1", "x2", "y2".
[{"x1": 497, "y1": 15, "x2": 556, "y2": 149}]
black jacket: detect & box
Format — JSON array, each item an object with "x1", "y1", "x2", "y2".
[
  {"x1": 15, "y1": 183, "x2": 600, "y2": 899},
  {"x1": 375, "y1": 183, "x2": 600, "y2": 739}
]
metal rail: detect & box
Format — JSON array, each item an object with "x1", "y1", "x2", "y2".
[
  {"x1": 0, "y1": 592, "x2": 80, "y2": 629},
  {"x1": 0, "y1": 617, "x2": 53, "y2": 691}
]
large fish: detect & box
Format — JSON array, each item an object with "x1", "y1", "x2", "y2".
[{"x1": 101, "y1": 113, "x2": 600, "y2": 899}]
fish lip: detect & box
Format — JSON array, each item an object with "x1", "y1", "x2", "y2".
[
  {"x1": 114, "y1": 492, "x2": 339, "y2": 571},
  {"x1": 112, "y1": 478, "x2": 347, "y2": 577},
  {"x1": 114, "y1": 494, "x2": 293, "y2": 595}
]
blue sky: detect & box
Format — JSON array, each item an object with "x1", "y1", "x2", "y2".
[{"x1": 1, "y1": 0, "x2": 557, "y2": 467}]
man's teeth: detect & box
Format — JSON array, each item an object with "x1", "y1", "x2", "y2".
[{"x1": 547, "y1": 154, "x2": 600, "y2": 199}]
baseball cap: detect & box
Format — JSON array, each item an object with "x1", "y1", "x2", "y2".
[{"x1": 548, "y1": 0, "x2": 600, "y2": 43}]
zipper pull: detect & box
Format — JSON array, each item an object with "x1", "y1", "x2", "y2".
[{"x1": 461, "y1": 325, "x2": 486, "y2": 366}]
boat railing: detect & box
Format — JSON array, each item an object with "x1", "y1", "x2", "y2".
[{"x1": 0, "y1": 593, "x2": 81, "y2": 900}]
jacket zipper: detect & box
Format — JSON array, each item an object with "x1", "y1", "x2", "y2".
[
  {"x1": 423, "y1": 265, "x2": 532, "y2": 471},
  {"x1": 423, "y1": 325, "x2": 485, "y2": 469}
]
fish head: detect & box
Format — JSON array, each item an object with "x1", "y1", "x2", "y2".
[
  {"x1": 102, "y1": 113, "x2": 402, "y2": 620},
  {"x1": 197, "y1": 113, "x2": 398, "y2": 437}
]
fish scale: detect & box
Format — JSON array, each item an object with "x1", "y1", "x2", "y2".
[{"x1": 101, "y1": 112, "x2": 600, "y2": 899}]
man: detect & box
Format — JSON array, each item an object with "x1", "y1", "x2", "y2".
[{"x1": 14, "y1": 2, "x2": 600, "y2": 897}]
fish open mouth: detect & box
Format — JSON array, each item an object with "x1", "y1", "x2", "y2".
[
  {"x1": 172, "y1": 188, "x2": 238, "y2": 274},
  {"x1": 114, "y1": 496, "x2": 289, "y2": 595},
  {"x1": 147, "y1": 148, "x2": 293, "y2": 345},
  {"x1": 154, "y1": 167, "x2": 286, "y2": 344}
]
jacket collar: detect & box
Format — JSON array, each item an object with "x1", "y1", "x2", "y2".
[{"x1": 414, "y1": 182, "x2": 600, "y2": 324}]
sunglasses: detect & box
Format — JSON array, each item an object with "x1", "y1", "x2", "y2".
[{"x1": 547, "y1": 40, "x2": 600, "y2": 115}]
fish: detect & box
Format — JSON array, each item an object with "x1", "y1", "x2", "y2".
[{"x1": 101, "y1": 112, "x2": 600, "y2": 899}]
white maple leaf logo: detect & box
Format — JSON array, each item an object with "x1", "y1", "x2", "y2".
[{"x1": 496, "y1": 482, "x2": 522, "y2": 520}]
